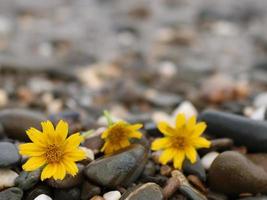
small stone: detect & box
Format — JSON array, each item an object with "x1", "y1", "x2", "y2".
[
  {"x1": 250, "y1": 107, "x2": 266, "y2": 121},
  {"x1": 187, "y1": 175, "x2": 207, "y2": 194},
  {"x1": 81, "y1": 181, "x2": 101, "y2": 200},
  {"x1": 172, "y1": 101, "x2": 198, "y2": 120},
  {"x1": 162, "y1": 176, "x2": 181, "y2": 199},
  {"x1": 25, "y1": 185, "x2": 52, "y2": 200},
  {"x1": 210, "y1": 138, "x2": 234, "y2": 151},
  {"x1": 246, "y1": 153, "x2": 267, "y2": 173},
  {"x1": 120, "y1": 183, "x2": 163, "y2": 200},
  {"x1": 143, "y1": 161, "x2": 156, "y2": 176},
  {"x1": 103, "y1": 191, "x2": 121, "y2": 200},
  {"x1": 160, "y1": 165, "x2": 172, "y2": 177},
  {"x1": 183, "y1": 156, "x2": 206, "y2": 181},
  {"x1": 0, "y1": 89, "x2": 8, "y2": 107},
  {"x1": 237, "y1": 197, "x2": 267, "y2": 200},
  {"x1": 209, "y1": 151, "x2": 267, "y2": 194},
  {"x1": 83, "y1": 127, "x2": 105, "y2": 152},
  {"x1": 54, "y1": 187, "x2": 80, "y2": 200},
  {"x1": 201, "y1": 152, "x2": 219, "y2": 170},
  {"x1": 172, "y1": 170, "x2": 207, "y2": 200},
  {"x1": 0, "y1": 187, "x2": 23, "y2": 200},
  {"x1": 47, "y1": 164, "x2": 84, "y2": 188},
  {"x1": 200, "y1": 109, "x2": 267, "y2": 152},
  {"x1": 84, "y1": 144, "x2": 148, "y2": 187},
  {"x1": 0, "y1": 169, "x2": 19, "y2": 190},
  {"x1": 90, "y1": 196, "x2": 105, "y2": 200},
  {"x1": 253, "y1": 93, "x2": 267, "y2": 108},
  {"x1": 80, "y1": 146, "x2": 95, "y2": 165},
  {"x1": 15, "y1": 169, "x2": 41, "y2": 190},
  {"x1": 0, "y1": 109, "x2": 46, "y2": 141},
  {"x1": 34, "y1": 194, "x2": 53, "y2": 200},
  {"x1": 0, "y1": 142, "x2": 21, "y2": 167}
]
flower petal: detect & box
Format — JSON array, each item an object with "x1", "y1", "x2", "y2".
[
  {"x1": 120, "y1": 139, "x2": 130, "y2": 148},
  {"x1": 64, "y1": 149, "x2": 86, "y2": 161},
  {"x1": 159, "y1": 148, "x2": 176, "y2": 165},
  {"x1": 22, "y1": 156, "x2": 46, "y2": 171},
  {"x1": 193, "y1": 122, "x2": 207, "y2": 137},
  {"x1": 64, "y1": 133, "x2": 84, "y2": 150},
  {"x1": 62, "y1": 159, "x2": 78, "y2": 176},
  {"x1": 151, "y1": 138, "x2": 171, "y2": 150},
  {"x1": 157, "y1": 122, "x2": 176, "y2": 136},
  {"x1": 173, "y1": 151, "x2": 185, "y2": 169},
  {"x1": 26, "y1": 128, "x2": 47, "y2": 147},
  {"x1": 53, "y1": 162, "x2": 66, "y2": 180},
  {"x1": 175, "y1": 114, "x2": 186, "y2": 129},
  {"x1": 192, "y1": 137, "x2": 211, "y2": 149},
  {"x1": 128, "y1": 123, "x2": 143, "y2": 131},
  {"x1": 19, "y1": 143, "x2": 45, "y2": 156},
  {"x1": 41, "y1": 120, "x2": 55, "y2": 135},
  {"x1": 185, "y1": 146, "x2": 197, "y2": 163},
  {"x1": 55, "y1": 120, "x2": 68, "y2": 142},
  {"x1": 101, "y1": 129, "x2": 109, "y2": 139},
  {"x1": 41, "y1": 163, "x2": 57, "y2": 181},
  {"x1": 186, "y1": 116, "x2": 196, "y2": 132},
  {"x1": 128, "y1": 131, "x2": 142, "y2": 139}
]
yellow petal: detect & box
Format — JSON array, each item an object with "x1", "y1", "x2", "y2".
[
  {"x1": 64, "y1": 149, "x2": 86, "y2": 161},
  {"x1": 41, "y1": 163, "x2": 57, "y2": 181},
  {"x1": 41, "y1": 120, "x2": 55, "y2": 135},
  {"x1": 62, "y1": 159, "x2": 78, "y2": 176},
  {"x1": 101, "y1": 142, "x2": 114, "y2": 154},
  {"x1": 26, "y1": 128, "x2": 47, "y2": 147},
  {"x1": 159, "y1": 148, "x2": 176, "y2": 165},
  {"x1": 192, "y1": 137, "x2": 211, "y2": 149},
  {"x1": 186, "y1": 116, "x2": 196, "y2": 132},
  {"x1": 175, "y1": 114, "x2": 186, "y2": 129},
  {"x1": 22, "y1": 156, "x2": 46, "y2": 171},
  {"x1": 151, "y1": 138, "x2": 171, "y2": 150},
  {"x1": 53, "y1": 162, "x2": 66, "y2": 180},
  {"x1": 128, "y1": 123, "x2": 143, "y2": 131},
  {"x1": 101, "y1": 129, "x2": 109, "y2": 139},
  {"x1": 55, "y1": 120, "x2": 68, "y2": 142},
  {"x1": 173, "y1": 151, "x2": 185, "y2": 169},
  {"x1": 19, "y1": 143, "x2": 45, "y2": 156},
  {"x1": 157, "y1": 122, "x2": 176, "y2": 136},
  {"x1": 128, "y1": 131, "x2": 142, "y2": 139},
  {"x1": 193, "y1": 122, "x2": 207, "y2": 137},
  {"x1": 120, "y1": 139, "x2": 130, "y2": 148},
  {"x1": 64, "y1": 133, "x2": 84, "y2": 149},
  {"x1": 185, "y1": 146, "x2": 197, "y2": 163}
]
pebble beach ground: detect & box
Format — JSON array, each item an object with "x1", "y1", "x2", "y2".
[{"x1": 1, "y1": 0, "x2": 267, "y2": 200}]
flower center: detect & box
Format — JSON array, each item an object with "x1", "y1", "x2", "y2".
[
  {"x1": 172, "y1": 136, "x2": 187, "y2": 149},
  {"x1": 45, "y1": 144, "x2": 63, "y2": 163},
  {"x1": 108, "y1": 126, "x2": 126, "y2": 141}
]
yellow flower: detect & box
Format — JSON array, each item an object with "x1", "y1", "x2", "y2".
[
  {"x1": 151, "y1": 114, "x2": 211, "y2": 169},
  {"x1": 101, "y1": 121, "x2": 143, "y2": 155},
  {"x1": 19, "y1": 120, "x2": 86, "y2": 181}
]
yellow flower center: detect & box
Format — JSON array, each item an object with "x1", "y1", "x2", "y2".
[
  {"x1": 172, "y1": 136, "x2": 187, "y2": 149},
  {"x1": 108, "y1": 125, "x2": 127, "y2": 142},
  {"x1": 45, "y1": 144, "x2": 63, "y2": 163}
]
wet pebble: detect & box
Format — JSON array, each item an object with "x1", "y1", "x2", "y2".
[
  {"x1": 47, "y1": 164, "x2": 84, "y2": 188},
  {"x1": 15, "y1": 169, "x2": 41, "y2": 190},
  {"x1": 200, "y1": 110, "x2": 267, "y2": 152},
  {"x1": 54, "y1": 187, "x2": 80, "y2": 200},
  {"x1": 209, "y1": 151, "x2": 267, "y2": 194},
  {"x1": 103, "y1": 191, "x2": 121, "y2": 200},
  {"x1": 0, "y1": 142, "x2": 21, "y2": 167},
  {"x1": 120, "y1": 182, "x2": 163, "y2": 200},
  {"x1": 0, "y1": 187, "x2": 23, "y2": 200},
  {"x1": 0, "y1": 169, "x2": 19, "y2": 190},
  {"x1": 84, "y1": 144, "x2": 148, "y2": 187},
  {"x1": 0, "y1": 109, "x2": 46, "y2": 141},
  {"x1": 201, "y1": 152, "x2": 219, "y2": 170}
]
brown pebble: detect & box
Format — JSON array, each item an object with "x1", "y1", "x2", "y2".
[
  {"x1": 211, "y1": 138, "x2": 233, "y2": 151},
  {"x1": 90, "y1": 196, "x2": 105, "y2": 200},
  {"x1": 162, "y1": 174, "x2": 181, "y2": 199},
  {"x1": 151, "y1": 151, "x2": 161, "y2": 164},
  {"x1": 160, "y1": 165, "x2": 172, "y2": 177},
  {"x1": 187, "y1": 175, "x2": 207, "y2": 194}
]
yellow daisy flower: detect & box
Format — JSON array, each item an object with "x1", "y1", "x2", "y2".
[
  {"x1": 151, "y1": 113, "x2": 211, "y2": 169},
  {"x1": 19, "y1": 120, "x2": 86, "y2": 181},
  {"x1": 101, "y1": 121, "x2": 143, "y2": 155}
]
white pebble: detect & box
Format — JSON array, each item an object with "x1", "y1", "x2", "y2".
[
  {"x1": 172, "y1": 101, "x2": 198, "y2": 119},
  {"x1": 34, "y1": 194, "x2": 53, "y2": 200},
  {"x1": 0, "y1": 89, "x2": 8, "y2": 107},
  {"x1": 201, "y1": 152, "x2": 219, "y2": 170},
  {"x1": 103, "y1": 191, "x2": 121, "y2": 200},
  {"x1": 80, "y1": 146, "x2": 95, "y2": 161},
  {"x1": 250, "y1": 106, "x2": 266, "y2": 121},
  {"x1": 0, "y1": 169, "x2": 18, "y2": 190},
  {"x1": 254, "y1": 93, "x2": 267, "y2": 108}
]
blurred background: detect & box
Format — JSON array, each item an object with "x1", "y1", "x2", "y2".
[{"x1": 0, "y1": 0, "x2": 267, "y2": 126}]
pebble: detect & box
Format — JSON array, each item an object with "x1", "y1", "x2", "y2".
[
  {"x1": 79, "y1": 146, "x2": 95, "y2": 165},
  {"x1": 103, "y1": 191, "x2": 121, "y2": 200},
  {"x1": 0, "y1": 187, "x2": 23, "y2": 200},
  {"x1": 81, "y1": 181, "x2": 101, "y2": 200},
  {"x1": 47, "y1": 164, "x2": 84, "y2": 188},
  {"x1": 209, "y1": 151, "x2": 267, "y2": 194},
  {"x1": 250, "y1": 107, "x2": 267, "y2": 121},
  {"x1": 15, "y1": 169, "x2": 41, "y2": 190},
  {"x1": 162, "y1": 175, "x2": 181, "y2": 199},
  {"x1": 84, "y1": 144, "x2": 148, "y2": 187},
  {"x1": 0, "y1": 109, "x2": 46, "y2": 141},
  {"x1": 91, "y1": 196, "x2": 105, "y2": 200},
  {"x1": 200, "y1": 109, "x2": 267, "y2": 152},
  {"x1": 0, "y1": 89, "x2": 8, "y2": 107},
  {"x1": 25, "y1": 185, "x2": 52, "y2": 200},
  {"x1": 201, "y1": 152, "x2": 219, "y2": 170},
  {"x1": 83, "y1": 127, "x2": 105, "y2": 152},
  {"x1": 34, "y1": 194, "x2": 53, "y2": 200},
  {"x1": 120, "y1": 183, "x2": 163, "y2": 200},
  {"x1": 0, "y1": 142, "x2": 21, "y2": 167},
  {"x1": 160, "y1": 165, "x2": 172, "y2": 177},
  {"x1": 237, "y1": 197, "x2": 267, "y2": 200},
  {"x1": 143, "y1": 161, "x2": 156, "y2": 177},
  {"x1": 210, "y1": 138, "x2": 234, "y2": 151},
  {"x1": 172, "y1": 170, "x2": 207, "y2": 200},
  {"x1": 247, "y1": 153, "x2": 267, "y2": 173},
  {"x1": 0, "y1": 169, "x2": 19, "y2": 190},
  {"x1": 187, "y1": 175, "x2": 207, "y2": 194},
  {"x1": 54, "y1": 187, "x2": 81, "y2": 200},
  {"x1": 183, "y1": 156, "x2": 206, "y2": 181},
  {"x1": 253, "y1": 93, "x2": 267, "y2": 108},
  {"x1": 172, "y1": 101, "x2": 198, "y2": 119}
]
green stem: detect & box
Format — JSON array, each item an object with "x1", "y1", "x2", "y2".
[
  {"x1": 104, "y1": 110, "x2": 113, "y2": 126},
  {"x1": 81, "y1": 129, "x2": 94, "y2": 139}
]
